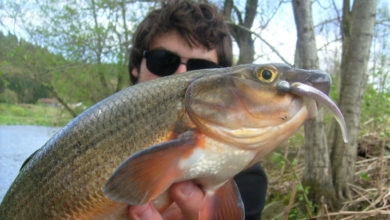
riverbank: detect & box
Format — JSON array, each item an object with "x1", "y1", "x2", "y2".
[{"x1": 0, "y1": 103, "x2": 73, "y2": 126}]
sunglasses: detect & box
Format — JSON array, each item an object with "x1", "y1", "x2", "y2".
[{"x1": 143, "y1": 49, "x2": 221, "y2": 77}]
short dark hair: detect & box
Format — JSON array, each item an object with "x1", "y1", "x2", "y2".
[{"x1": 129, "y1": 0, "x2": 233, "y2": 84}]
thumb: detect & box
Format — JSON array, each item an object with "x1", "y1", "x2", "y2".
[
  {"x1": 169, "y1": 181, "x2": 205, "y2": 220},
  {"x1": 128, "y1": 203, "x2": 163, "y2": 220}
]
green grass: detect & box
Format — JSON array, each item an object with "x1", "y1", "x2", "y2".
[{"x1": 0, "y1": 103, "x2": 73, "y2": 126}]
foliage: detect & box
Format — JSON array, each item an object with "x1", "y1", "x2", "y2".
[
  {"x1": 361, "y1": 79, "x2": 390, "y2": 136},
  {"x1": 1, "y1": 0, "x2": 138, "y2": 110},
  {"x1": 0, "y1": 32, "x2": 52, "y2": 103},
  {"x1": 0, "y1": 32, "x2": 128, "y2": 108},
  {"x1": 0, "y1": 103, "x2": 72, "y2": 126},
  {"x1": 0, "y1": 89, "x2": 18, "y2": 103},
  {"x1": 23, "y1": 0, "x2": 152, "y2": 93}
]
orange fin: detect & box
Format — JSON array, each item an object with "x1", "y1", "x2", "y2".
[
  {"x1": 103, "y1": 131, "x2": 198, "y2": 205},
  {"x1": 200, "y1": 180, "x2": 245, "y2": 220}
]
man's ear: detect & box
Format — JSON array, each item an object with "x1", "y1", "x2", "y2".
[{"x1": 131, "y1": 67, "x2": 139, "y2": 78}]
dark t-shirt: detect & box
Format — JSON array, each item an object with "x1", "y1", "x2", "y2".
[{"x1": 234, "y1": 163, "x2": 268, "y2": 220}]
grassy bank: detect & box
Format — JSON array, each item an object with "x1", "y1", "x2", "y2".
[{"x1": 0, "y1": 103, "x2": 73, "y2": 126}]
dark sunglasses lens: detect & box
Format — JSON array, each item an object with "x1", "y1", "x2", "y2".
[
  {"x1": 187, "y1": 59, "x2": 220, "y2": 71},
  {"x1": 145, "y1": 50, "x2": 180, "y2": 76}
]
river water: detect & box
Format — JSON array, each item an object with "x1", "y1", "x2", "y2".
[{"x1": 0, "y1": 125, "x2": 61, "y2": 202}]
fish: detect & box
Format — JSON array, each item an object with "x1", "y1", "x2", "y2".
[{"x1": 0, "y1": 64, "x2": 348, "y2": 219}]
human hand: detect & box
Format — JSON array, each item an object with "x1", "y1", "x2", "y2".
[{"x1": 128, "y1": 181, "x2": 205, "y2": 220}]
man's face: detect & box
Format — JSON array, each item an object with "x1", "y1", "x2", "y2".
[{"x1": 131, "y1": 30, "x2": 218, "y2": 83}]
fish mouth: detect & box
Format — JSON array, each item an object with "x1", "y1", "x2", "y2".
[{"x1": 276, "y1": 79, "x2": 348, "y2": 143}]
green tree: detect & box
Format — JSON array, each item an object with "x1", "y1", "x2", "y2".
[
  {"x1": 0, "y1": 33, "x2": 57, "y2": 103},
  {"x1": 22, "y1": 0, "x2": 139, "y2": 103}
]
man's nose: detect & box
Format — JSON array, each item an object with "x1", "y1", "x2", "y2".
[{"x1": 175, "y1": 63, "x2": 188, "y2": 74}]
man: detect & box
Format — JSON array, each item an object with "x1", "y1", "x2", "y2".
[{"x1": 128, "y1": 1, "x2": 267, "y2": 219}]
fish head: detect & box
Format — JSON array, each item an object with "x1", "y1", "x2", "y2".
[{"x1": 185, "y1": 63, "x2": 347, "y2": 156}]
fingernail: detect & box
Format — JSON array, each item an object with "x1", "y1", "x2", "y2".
[
  {"x1": 178, "y1": 182, "x2": 195, "y2": 197},
  {"x1": 131, "y1": 203, "x2": 154, "y2": 220}
]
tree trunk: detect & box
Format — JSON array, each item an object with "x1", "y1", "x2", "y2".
[
  {"x1": 224, "y1": 0, "x2": 258, "y2": 64},
  {"x1": 292, "y1": 0, "x2": 336, "y2": 209},
  {"x1": 44, "y1": 84, "x2": 77, "y2": 118},
  {"x1": 331, "y1": 0, "x2": 377, "y2": 202}
]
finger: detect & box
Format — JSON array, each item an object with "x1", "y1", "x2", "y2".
[
  {"x1": 128, "y1": 203, "x2": 163, "y2": 220},
  {"x1": 169, "y1": 181, "x2": 205, "y2": 220},
  {"x1": 161, "y1": 203, "x2": 182, "y2": 220}
]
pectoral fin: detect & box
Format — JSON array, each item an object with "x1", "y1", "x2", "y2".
[
  {"x1": 103, "y1": 131, "x2": 199, "y2": 205},
  {"x1": 200, "y1": 180, "x2": 245, "y2": 220}
]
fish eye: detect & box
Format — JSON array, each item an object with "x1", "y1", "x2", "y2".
[{"x1": 255, "y1": 67, "x2": 278, "y2": 83}]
